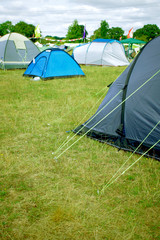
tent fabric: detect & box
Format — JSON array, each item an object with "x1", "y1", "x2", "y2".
[
  {"x1": 74, "y1": 36, "x2": 160, "y2": 160},
  {"x1": 23, "y1": 48, "x2": 85, "y2": 79},
  {"x1": 72, "y1": 39, "x2": 129, "y2": 66},
  {"x1": 121, "y1": 38, "x2": 146, "y2": 59},
  {"x1": 120, "y1": 38, "x2": 146, "y2": 44},
  {"x1": 0, "y1": 32, "x2": 40, "y2": 69}
]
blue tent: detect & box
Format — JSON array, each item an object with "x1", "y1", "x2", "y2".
[{"x1": 23, "y1": 48, "x2": 85, "y2": 79}]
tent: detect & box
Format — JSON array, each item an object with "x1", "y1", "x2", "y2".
[
  {"x1": 23, "y1": 48, "x2": 85, "y2": 79},
  {"x1": 121, "y1": 38, "x2": 146, "y2": 58},
  {"x1": 0, "y1": 32, "x2": 40, "y2": 69},
  {"x1": 74, "y1": 36, "x2": 160, "y2": 160},
  {"x1": 121, "y1": 38, "x2": 146, "y2": 45},
  {"x1": 72, "y1": 39, "x2": 129, "y2": 66}
]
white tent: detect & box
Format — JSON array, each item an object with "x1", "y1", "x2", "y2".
[{"x1": 72, "y1": 39, "x2": 129, "y2": 66}]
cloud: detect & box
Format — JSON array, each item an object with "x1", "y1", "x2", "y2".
[{"x1": 0, "y1": 0, "x2": 160, "y2": 37}]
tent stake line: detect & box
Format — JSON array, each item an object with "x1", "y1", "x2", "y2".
[{"x1": 55, "y1": 67, "x2": 160, "y2": 160}]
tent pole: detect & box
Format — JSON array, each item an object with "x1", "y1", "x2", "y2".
[{"x1": 127, "y1": 43, "x2": 130, "y2": 58}]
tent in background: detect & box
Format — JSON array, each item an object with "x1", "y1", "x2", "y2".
[
  {"x1": 0, "y1": 32, "x2": 40, "y2": 69},
  {"x1": 23, "y1": 48, "x2": 85, "y2": 79},
  {"x1": 121, "y1": 38, "x2": 146, "y2": 58},
  {"x1": 121, "y1": 38, "x2": 146, "y2": 45},
  {"x1": 74, "y1": 36, "x2": 160, "y2": 160},
  {"x1": 72, "y1": 39, "x2": 129, "y2": 66}
]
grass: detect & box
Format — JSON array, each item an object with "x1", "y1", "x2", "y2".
[{"x1": 0, "y1": 66, "x2": 160, "y2": 240}]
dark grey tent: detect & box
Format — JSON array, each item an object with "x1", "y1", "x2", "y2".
[
  {"x1": 74, "y1": 36, "x2": 160, "y2": 160},
  {"x1": 0, "y1": 32, "x2": 40, "y2": 69}
]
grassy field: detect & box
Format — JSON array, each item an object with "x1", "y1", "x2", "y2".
[{"x1": 0, "y1": 66, "x2": 160, "y2": 240}]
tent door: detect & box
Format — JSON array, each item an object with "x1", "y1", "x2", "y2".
[{"x1": 32, "y1": 56, "x2": 47, "y2": 77}]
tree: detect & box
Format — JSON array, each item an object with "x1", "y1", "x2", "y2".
[
  {"x1": 92, "y1": 20, "x2": 110, "y2": 39},
  {"x1": 14, "y1": 21, "x2": 35, "y2": 38},
  {"x1": 66, "y1": 19, "x2": 87, "y2": 40},
  {"x1": 93, "y1": 28, "x2": 101, "y2": 39},
  {"x1": 134, "y1": 24, "x2": 160, "y2": 41},
  {"x1": 108, "y1": 27, "x2": 124, "y2": 40},
  {"x1": 0, "y1": 21, "x2": 14, "y2": 36},
  {"x1": 100, "y1": 20, "x2": 109, "y2": 38}
]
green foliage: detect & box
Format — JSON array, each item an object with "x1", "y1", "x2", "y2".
[
  {"x1": 93, "y1": 20, "x2": 109, "y2": 39},
  {"x1": 66, "y1": 19, "x2": 87, "y2": 40},
  {"x1": 92, "y1": 20, "x2": 124, "y2": 40},
  {"x1": 0, "y1": 21, "x2": 14, "y2": 36},
  {"x1": 14, "y1": 21, "x2": 35, "y2": 38},
  {"x1": 0, "y1": 20, "x2": 160, "y2": 42},
  {"x1": 100, "y1": 20, "x2": 109, "y2": 38},
  {"x1": 0, "y1": 21, "x2": 35, "y2": 38},
  {"x1": 92, "y1": 28, "x2": 100, "y2": 40},
  {"x1": 52, "y1": 36, "x2": 64, "y2": 40},
  {"x1": 109, "y1": 27, "x2": 124, "y2": 40},
  {"x1": 134, "y1": 24, "x2": 160, "y2": 41}
]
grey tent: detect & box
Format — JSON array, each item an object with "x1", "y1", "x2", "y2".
[
  {"x1": 0, "y1": 32, "x2": 40, "y2": 69},
  {"x1": 74, "y1": 36, "x2": 160, "y2": 160}
]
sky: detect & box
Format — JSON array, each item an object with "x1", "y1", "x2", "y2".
[{"x1": 0, "y1": 0, "x2": 160, "y2": 37}]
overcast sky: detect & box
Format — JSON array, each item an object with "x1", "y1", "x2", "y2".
[{"x1": 0, "y1": 0, "x2": 160, "y2": 37}]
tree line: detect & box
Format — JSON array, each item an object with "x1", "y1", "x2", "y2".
[
  {"x1": 68, "y1": 20, "x2": 160, "y2": 42},
  {"x1": 0, "y1": 20, "x2": 160, "y2": 42},
  {"x1": 0, "y1": 21, "x2": 35, "y2": 38}
]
